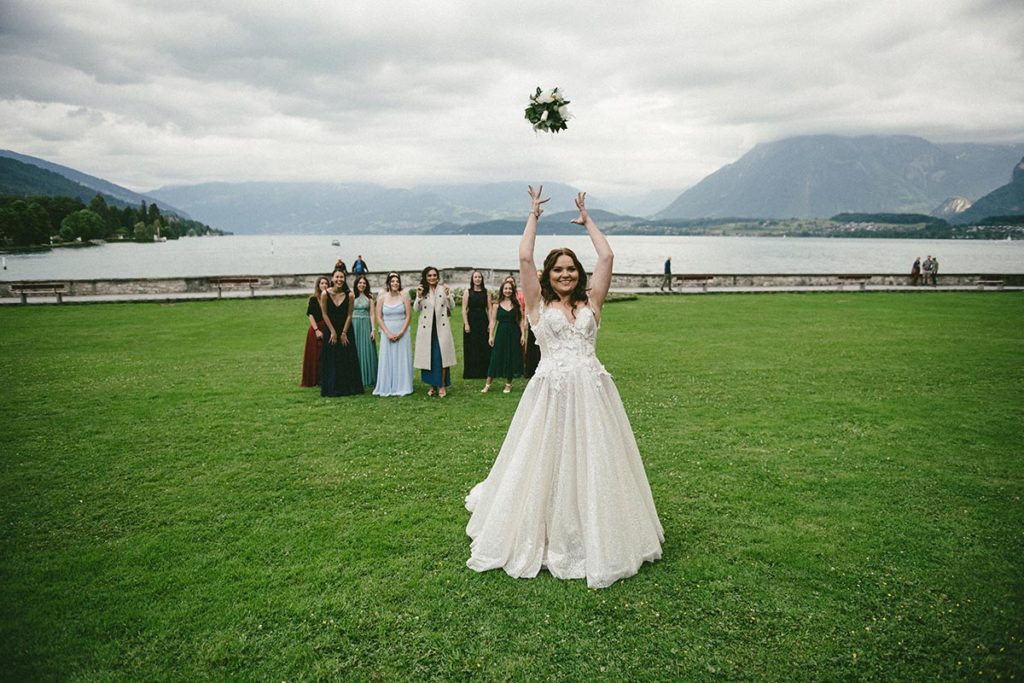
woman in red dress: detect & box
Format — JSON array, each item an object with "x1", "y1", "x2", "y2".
[{"x1": 300, "y1": 276, "x2": 330, "y2": 387}]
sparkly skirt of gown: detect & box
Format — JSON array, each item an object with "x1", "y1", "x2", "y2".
[{"x1": 466, "y1": 304, "x2": 663, "y2": 589}]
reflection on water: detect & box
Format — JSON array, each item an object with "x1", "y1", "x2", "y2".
[{"x1": 4, "y1": 234, "x2": 1023, "y2": 280}]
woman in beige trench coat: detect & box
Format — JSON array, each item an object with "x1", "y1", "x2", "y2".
[{"x1": 414, "y1": 266, "x2": 457, "y2": 397}]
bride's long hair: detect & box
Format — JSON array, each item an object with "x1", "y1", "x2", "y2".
[{"x1": 540, "y1": 248, "x2": 588, "y2": 314}]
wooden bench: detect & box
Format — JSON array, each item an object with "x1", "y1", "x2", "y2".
[
  {"x1": 975, "y1": 279, "x2": 1005, "y2": 290},
  {"x1": 676, "y1": 275, "x2": 715, "y2": 292},
  {"x1": 10, "y1": 281, "x2": 66, "y2": 304},
  {"x1": 837, "y1": 274, "x2": 872, "y2": 291},
  {"x1": 208, "y1": 277, "x2": 263, "y2": 298}
]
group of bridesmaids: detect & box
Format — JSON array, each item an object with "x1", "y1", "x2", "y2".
[{"x1": 300, "y1": 266, "x2": 539, "y2": 397}]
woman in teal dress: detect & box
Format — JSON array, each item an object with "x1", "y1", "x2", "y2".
[
  {"x1": 351, "y1": 275, "x2": 378, "y2": 388},
  {"x1": 481, "y1": 280, "x2": 525, "y2": 394}
]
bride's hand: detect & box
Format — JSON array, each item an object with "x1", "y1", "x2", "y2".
[
  {"x1": 570, "y1": 191, "x2": 588, "y2": 225},
  {"x1": 528, "y1": 184, "x2": 550, "y2": 218}
]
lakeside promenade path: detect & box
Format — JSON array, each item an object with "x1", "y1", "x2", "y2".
[{"x1": 2, "y1": 283, "x2": 1020, "y2": 305}]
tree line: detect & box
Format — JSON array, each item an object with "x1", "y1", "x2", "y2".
[{"x1": 0, "y1": 194, "x2": 225, "y2": 247}]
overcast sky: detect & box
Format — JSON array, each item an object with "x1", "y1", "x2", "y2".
[{"x1": 1, "y1": 0, "x2": 1022, "y2": 201}]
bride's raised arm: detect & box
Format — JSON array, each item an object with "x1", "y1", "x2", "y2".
[
  {"x1": 571, "y1": 192, "x2": 613, "y2": 314},
  {"x1": 519, "y1": 184, "x2": 549, "y2": 317}
]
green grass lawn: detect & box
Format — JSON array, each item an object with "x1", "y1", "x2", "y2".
[{"x1": 2, "y1": 293, "x2": 1022, "y2": 680}]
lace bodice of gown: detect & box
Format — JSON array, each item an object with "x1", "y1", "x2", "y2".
[
  {"x1": 353, "y1": 295, "x2": 372, "y2": 316},
  {"x1": 529, "y1": 304, "x2": 609, "y2": 386}
]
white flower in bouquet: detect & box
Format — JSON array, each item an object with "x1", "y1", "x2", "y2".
[{"x1": 525, "y1": 86, "x2": 572, "y2": 134}]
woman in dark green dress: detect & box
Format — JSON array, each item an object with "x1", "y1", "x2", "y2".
[{"x1": 481, "y1": 280, "x2": 525, "y2": 394}]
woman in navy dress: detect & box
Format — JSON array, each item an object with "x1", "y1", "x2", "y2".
[{"x1": 319, "y1": 269, "x2": 364, "y2": 397}]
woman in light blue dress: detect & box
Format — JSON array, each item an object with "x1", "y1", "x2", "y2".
[
  {"x1": 373, "y1": 272, "x2": 414, "y2": 396},
  {"x1": 351, "y1": 275, "x2": 378, "y2": 388}
]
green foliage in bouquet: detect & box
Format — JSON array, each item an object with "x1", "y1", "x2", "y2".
[{"x1": 525, "y1": 87, "x2": 572, "y2": 133}]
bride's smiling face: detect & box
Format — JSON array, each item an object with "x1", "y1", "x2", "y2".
[{"x1": 549, "y1": 255, "x2": 579, "y2": 297}]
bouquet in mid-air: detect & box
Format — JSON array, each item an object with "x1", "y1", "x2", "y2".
[{"x1": 525, "y1": 87, "x2": 571, "y2": 133}]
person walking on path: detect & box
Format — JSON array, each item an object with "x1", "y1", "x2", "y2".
[
  {"x1": 660, "y1": 257, "x2": 673, "y2": 292},
  {"x1": 922, "y1": 256, "x2": 934, "y2": 286},
  {"x1": 911, "y1": 257, "x2": 921, "y2": 286},
  {"x1": 930, "y1": 256, "x2": 939, "y2": 286},
  {"x1": 352, "y1": 255, "x2": 368, "y2": 274}
]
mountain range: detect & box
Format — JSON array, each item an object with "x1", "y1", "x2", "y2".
[
  {"x1": 954, "y1": 157, "x2": 1024, "y2": 224},
  {"x1": 147, "y1": 181, "x2": 593, "y2": 234},
  {"x1": 0, "y1": 150, "x2": 183, "y2": 214},
  {"x1": 656, "y1": 135, "x2": 1024, "y2": 219},
  {"x1": 3, "y1": 135, "x2": 1022, "y2": 234}
]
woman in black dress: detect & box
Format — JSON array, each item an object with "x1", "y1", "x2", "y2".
[
  {"x1": 300, "y1": 275, "x2": 330, "y2": 387},
  {"x1": 319, "y1": 269, "x2": 365, "y2": 397},
  {"x1": 462, "y1": 270, "x2": 491, "y2": 379}
]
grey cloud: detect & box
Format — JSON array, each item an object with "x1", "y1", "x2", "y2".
[{"x1": 0, "y1": 0, "x2": 1021, "y2": 194}]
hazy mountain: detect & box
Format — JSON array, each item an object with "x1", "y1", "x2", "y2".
[
  {"x1": 601, "y1": 188, "x2": 687, "y2": 217},
  {"x1": 148, "y1": 181, "x2": 594, "y2": 234},
  {"x1": 430, "y1": 209, "x2": 640, "y2": 235},
  {"x1": 0, "y1": 150, "x2": 182, "y2": 214},
  {"x1": 656, "y1": 135, "x2": 1024, "y2": 219},
  {"x1": 10, "y1": 137, "x2": 1022, "y2": 234},
  {"x1": 412, "y1": 181, "x2": 587, "y2": 214},
  {"x1": 953, "y1": 157, "x2": 1024, "y2": 224}
]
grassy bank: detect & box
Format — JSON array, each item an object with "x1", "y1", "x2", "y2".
[{"x1": 1, "y1": 293, "x2": 1022, "y2": 680}]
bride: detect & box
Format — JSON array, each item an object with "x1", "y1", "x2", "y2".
[{"x1": 465, "y1": 186, "x2": 664, "y2": 589}]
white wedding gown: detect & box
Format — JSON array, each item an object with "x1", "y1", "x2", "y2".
[{"x1": 465, "y1": 303, "x2": 664, "y2": 589}]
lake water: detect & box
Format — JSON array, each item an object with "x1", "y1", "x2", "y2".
[{"x1": 3, "y1": 234, "x2": 1022, "y2": 280}]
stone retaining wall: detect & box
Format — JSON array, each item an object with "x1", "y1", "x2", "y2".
[{"x1": 2, "y1": 269, "x2": 1022, "y2": 298}]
